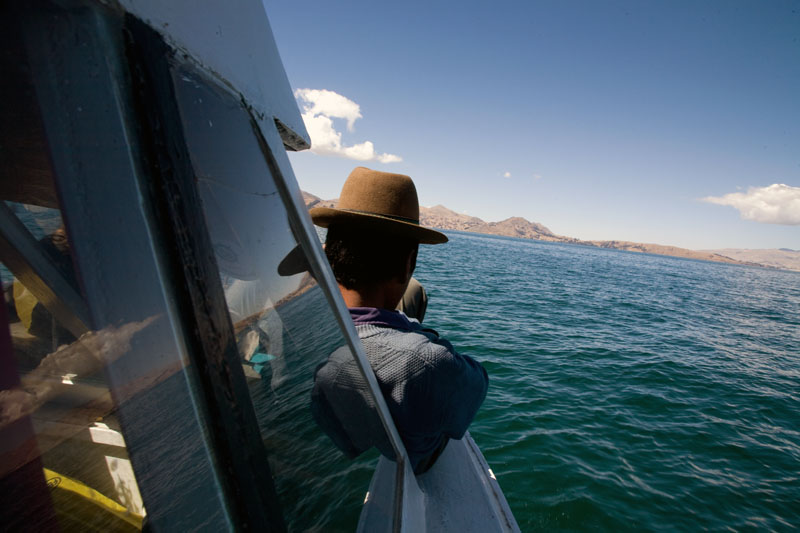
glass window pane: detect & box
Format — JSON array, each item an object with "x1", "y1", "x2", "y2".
[
  {"x1": 1, "y1": 9, "x2": 231, "y2": 529},
  {"x1": 171, "y1": 64, "x2": 395, "y2": 531},
  {"x1": 1, "y1": 202, "x2": 147, "y2": 531}
]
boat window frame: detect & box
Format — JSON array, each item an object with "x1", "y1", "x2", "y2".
[
  {"x1": 2, "y1": 1, "x2": 246, "y2": 529},
  {"x1": 124, "y1": 7, "x2": 418, "y2": 530},
  {"x1": 121, "y1": 13, "x2": 290, "y2": 531}
]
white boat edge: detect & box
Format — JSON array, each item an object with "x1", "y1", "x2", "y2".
[{"x1": 359, "y1": 431, "x2": 521, "y2": 533}]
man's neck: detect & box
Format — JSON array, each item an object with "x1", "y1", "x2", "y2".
[{"x1": 339, "y1": 281, "x2": 407, "y2": 310}]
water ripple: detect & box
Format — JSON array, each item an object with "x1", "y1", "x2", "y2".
[{"x1": 417, "y1": 232, "x2": 800, "y2": 531}]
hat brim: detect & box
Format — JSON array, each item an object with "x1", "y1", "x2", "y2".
[
  {"x1": 309, "y1": 207, "x2": 448, "y2": 244},
  {"x1": 277, "y1": 244, "x2": 310, "y2": 276}
]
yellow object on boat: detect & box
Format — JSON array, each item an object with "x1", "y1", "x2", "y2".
[
  {"x1": 12, "y1": 280, "x2": 37, "y2": 330},
  {"x1": 43, "y1": 467, "x2": 144, "y2": 530}
]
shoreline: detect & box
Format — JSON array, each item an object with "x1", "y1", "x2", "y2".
[{"x1": 302, "y1": 191, "x2": 800, "y2": 273}]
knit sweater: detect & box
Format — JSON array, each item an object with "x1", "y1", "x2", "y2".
[{"x1": 311, "y1": 307, "x2": 488, "y2": 470}]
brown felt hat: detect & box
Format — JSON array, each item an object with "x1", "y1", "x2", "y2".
[{"x1": 309, "y1": 167, "x2": 448, "y2": 244}]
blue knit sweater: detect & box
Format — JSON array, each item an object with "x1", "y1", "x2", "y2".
[{"x1": 311, "y1": 308, "x2": 488, "y2": 470}]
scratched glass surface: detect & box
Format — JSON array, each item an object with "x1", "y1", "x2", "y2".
[{"x1": 172, "y1": 66, "x2": 394, "y2": 531}]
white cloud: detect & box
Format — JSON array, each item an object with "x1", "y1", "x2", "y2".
[
  {"x1": 294, "y1": 88, "x2": 361, "y2": 131},
  {"x1": 294, "y1": 88, "x2": 401, "y2": 163},
  {"x1": 533, "y1": 174, "x2": 542, "y2": 180},
  {"x1": 503, "y1": 171, "x2": 511, "y2": 178},
  {"x1": 702, "y1": 184, "x2": 800, "y2": 225}
]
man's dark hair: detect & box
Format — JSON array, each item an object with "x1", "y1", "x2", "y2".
[{"x1": 325, "y1": 224, "x2": 418, "y2": 290}]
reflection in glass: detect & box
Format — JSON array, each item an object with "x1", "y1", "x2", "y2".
[
  {"x1": 1, "y1": 202, "x2": 148, "y2": 530},
  {"x1": 1, "y1": 19, "x2": 229, "y2": 527},
  {"x1": 3, "y1": 204, "x2": 77, "y2": 352},
  {"x1": 172, "y1": 65, "x2": 394, "y2": 530}
]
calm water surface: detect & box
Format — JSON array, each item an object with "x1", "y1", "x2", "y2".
[{"x1": 415, "y1": 231, "x2": 799, "y2": 531}]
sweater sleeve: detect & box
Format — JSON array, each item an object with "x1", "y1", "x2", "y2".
[{"x1": 427, "y1": 336, "x2": 489, "y2": 439}]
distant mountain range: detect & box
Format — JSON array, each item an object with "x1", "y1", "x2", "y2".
[{"x1": 302, "y1": 192, "x2": 800, "y2": 273}]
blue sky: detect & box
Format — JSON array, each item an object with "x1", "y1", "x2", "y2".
[{"x1": 265, "y1": 0, "x2": 799, "y2": 250}]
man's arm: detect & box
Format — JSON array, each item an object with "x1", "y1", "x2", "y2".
[
  {"x1": 423, "y1": 335, "x2": 488, "y2": 439},
  {"x1": 397, "y1": 277, "x2": 427, "y2": 322}
]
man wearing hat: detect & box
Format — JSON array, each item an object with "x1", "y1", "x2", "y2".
[{"x1": 310, "y1": 167, "x2": 488, "y2": 474}]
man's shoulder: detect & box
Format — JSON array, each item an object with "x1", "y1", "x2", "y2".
[
  {"x1": 314, "y1": 345, "x2": 361, "y2": 387},
  {"x1": 356, "y1": 324, "x2": 462, "y2": 380},
  {"x1": 357, "y1": 322, "x2": 453, "y2": 352}
]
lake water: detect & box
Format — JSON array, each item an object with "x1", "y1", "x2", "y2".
[{"x1": 415, "y1": 231, "x2": 799, "y2": 531}]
